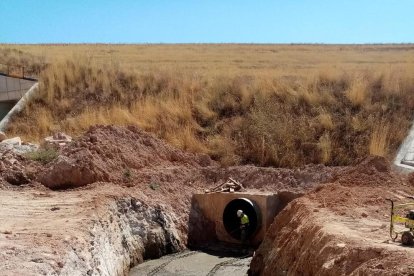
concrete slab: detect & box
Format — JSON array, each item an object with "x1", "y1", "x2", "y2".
[
  {"x1": 395, "y1": 122, "x2": 414, "y2": 172},
  {"x1": 0, "y1": 82, "x2": 38, "y2": 131},
  {"x1": 0, "y1": 74, "x2": 36, "y2": 102}
]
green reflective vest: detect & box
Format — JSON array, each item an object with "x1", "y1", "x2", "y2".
[{"x1": 241, "y1": 214, "x2": 249, "y2": 225}]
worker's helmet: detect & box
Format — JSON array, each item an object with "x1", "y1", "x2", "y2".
[{"x1": 237, "y1": 210, "x2": 243, "y2": 217}]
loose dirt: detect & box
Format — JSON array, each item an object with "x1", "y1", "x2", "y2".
[
  {"x1": 2, "y1": 125, "x2": 413, "y2": 275},
  {"x1": 0, "y1": 125, "x2": 337, "y2": 275},
  {"x1": 250, "y1": 156, "x2": 414, "y2": 275}
]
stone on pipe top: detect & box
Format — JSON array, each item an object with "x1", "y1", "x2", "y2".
[
  {"x1": 0, "y1": 137, "x2": 21, "y2": 146},
  {"x1": 44, "y1": 132, "x2": 72, "y2": 146}
]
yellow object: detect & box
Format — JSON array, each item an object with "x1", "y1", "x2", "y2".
[
  {"x1": 241, "y1": 214, "x2": 249, "y2": 225},
  {"x1": 387, "y1": 198, "x2": 414, "y2": 245}
]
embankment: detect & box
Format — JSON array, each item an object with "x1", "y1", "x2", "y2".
[{"x1": 251, "y1": 157, "x2": 414, "y2": 275}]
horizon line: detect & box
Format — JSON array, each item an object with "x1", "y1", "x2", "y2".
[{"x1": 1, "y1": 42, "x2": 414, "y2": 46}]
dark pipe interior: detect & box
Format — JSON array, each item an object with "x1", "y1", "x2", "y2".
[
  {"x1": 222, "y1": 198, "x2": 261, "y2": 240},
  {"x1": 0, "y1": 101, "x2": 16, "y2": 120}
]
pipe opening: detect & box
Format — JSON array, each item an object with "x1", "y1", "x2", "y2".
[{"x1": 222, "y1": 198, "x2": 261, "y2": 240}]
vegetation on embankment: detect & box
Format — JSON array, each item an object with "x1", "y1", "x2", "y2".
[
  {"x1": 0, "y1": 48, "x2": 46, "y2": 76},
  {"x1": 2, "y1": 45, "x2": 414, "y2": 167}
]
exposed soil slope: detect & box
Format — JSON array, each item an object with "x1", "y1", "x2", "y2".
[
  {"x1": 0, "y1": 125, "x2": 337, "y2": 275},
  {"x1": 250, "y1": 157, "x2": 414, "y2": 275}
]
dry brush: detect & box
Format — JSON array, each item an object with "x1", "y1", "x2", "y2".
[{"x1": 3, "y1": 47, "x2": 414, "y2": 168}]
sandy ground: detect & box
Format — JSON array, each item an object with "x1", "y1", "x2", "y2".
[
  {"x1": 0, "y1": 186, "x2": 109, "y2": 275},
  {"x1": 129, "y1": 250, "x2": 251, "y2": 276}
]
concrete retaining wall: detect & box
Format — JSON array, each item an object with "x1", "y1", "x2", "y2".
[
  {"x1": 394, "y1": 120, "x2": 414, "y2": 172},
  {"x1": 0, "y1": 74, "x2": 36, "y2": 101},
  {"x1": 0, "y1": 83, "x2": 38, "y2": 131}
]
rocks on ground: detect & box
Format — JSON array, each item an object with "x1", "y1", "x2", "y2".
[
  {"x1": 0, "y1": 135, "x2": 39, "y2": 156},
  {"x1": 44, "y1": 132, "x2": 72, "y2": 147}
]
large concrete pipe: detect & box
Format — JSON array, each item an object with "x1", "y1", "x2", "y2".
[
  {"x1": 189, "y1": 192, "x2": 279, "y2": 246},
  {"x1": 222, "y1": 198, "x2": 262, "y2": 240}
]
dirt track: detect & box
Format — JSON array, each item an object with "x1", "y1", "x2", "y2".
[{"x1": 130, "y1": 250, "x2": 251, "y2": 276}]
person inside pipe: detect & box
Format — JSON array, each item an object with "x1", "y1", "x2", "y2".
[{"x1": 237, "y1": 209, "x2": 250, "y2": 243}]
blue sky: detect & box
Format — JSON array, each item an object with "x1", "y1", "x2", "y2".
[{"x1": 1, "y1": 0, "x2": 413, "y2": 44}]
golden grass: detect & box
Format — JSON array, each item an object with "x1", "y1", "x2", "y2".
[
  {"x1": 369, "y1": 122, "x2": 391, "y2": 157},
  {"x1": 2, "y1": 44, "x2": 414, "y2": 167},
  {"x1": 346, "y1": 77, "x2": 370, "y2": 106},
  {"x1": 318, "y1": 132, "x2": 332, "y2": 164},
  {"x1": 2, "y1": 44, "x2": 414, "y2": 77},
  {"x1": 318, "y1": 110, "x2": 334, "y2": 130}
]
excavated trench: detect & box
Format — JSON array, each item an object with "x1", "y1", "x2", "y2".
[
  {"x1": 77, "y1": 194, "x2": 260, "y2": 276},
  {"x1": 128, "y1": 191, "x2": 299, "y2": 276},
  {"x1": 0, "y1": 125, "x2": 346, "y2": 275},
  {"x1": 57, "y1": 196, "x2": 185, "y2": 275},
  {"x1": 7, "y1": 125, "x2": 412, "y2": 275}
]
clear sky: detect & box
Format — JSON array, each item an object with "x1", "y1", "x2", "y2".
[{"x1": 1, "y1": 0, "x2": 413, "y2": 44}]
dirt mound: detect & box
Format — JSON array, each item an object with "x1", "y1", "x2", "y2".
[
  {"x1": 331, "y1": 155, "x2": 398, "y2": 187},
  {"x1": 250, "y1": 197, "x2": 414, "y2": 276},
  {"x1": 201, "y1": 164, "x2": 339, "y2": 193},
  {"x1": 38, "y1": 125, "x2": 212, "y2": 189},
  {"x1": 0, "y1": 150, "x2": 40, "y2": 186},
  {"x1": 38, "y1": 155, "x2": 109, "y2": 189},
  {"x1": 354, "y1": 155, "x2": 391, "y2": 173},
  {"x1": 251, "y1": 158, "x2": 414, "y2": 275},
  {"x1": 307, "y1": 156, "x2": 408, "y2": 218}
]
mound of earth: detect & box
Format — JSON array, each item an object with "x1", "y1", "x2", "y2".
[
  {"x1": 250, "y1": 157, "x2": 414, "y2": 275},
  {"x1": 0, "y1": 125, "x2": 341, "y2": 275},
  {"x1": 0, "y1": 150, "x2": 41, "y2": 187},
  {"x1": 38, "y1": 125, "x2": 210, "y2": 189}
]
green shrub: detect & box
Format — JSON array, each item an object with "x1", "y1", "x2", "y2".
[{"x1": 25, "y1": 148, "x2": 58, "y2": 164}]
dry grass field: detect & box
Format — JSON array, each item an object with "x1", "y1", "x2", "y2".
[
  {"x1": 1, "y1": 44, "x2": 414, "y2": 167},
  {"x1": 3, "y1": 44, "x2": 414, "y2": 76}
]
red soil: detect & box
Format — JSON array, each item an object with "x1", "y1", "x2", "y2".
[{"x1": 251, "y1": 156, "x2": 414, "y2": 275}]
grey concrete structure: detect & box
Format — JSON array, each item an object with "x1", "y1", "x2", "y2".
[
  {"x1": 191, "y1": 192, "x2": 279, "y2": 246},
  {"x1": 394, "y1": 121, "x2": 414, "y2": 171},
  {"x1": 0, "y1": 74, "x2": 38, "y2": 131},
  {"x1": 0, "y1": 74, "x2": 37, "y2": 102}
]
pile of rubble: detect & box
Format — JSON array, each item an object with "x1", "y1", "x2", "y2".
[
  {"x1": 204, "y1": 177, "x2": 244, "y2": 193},
  {"x1": 0, "y1": 131, "x2": 74, "y2": 187},
  {"x1": 0, "y1": 131, "x2": 73, "y2": 156},
  {"x1": 0, "y1": 131, "x2": 39, "y2": 155},
  {"x1": 44, "y1": 132, "x2": 72, "y2": 147}
]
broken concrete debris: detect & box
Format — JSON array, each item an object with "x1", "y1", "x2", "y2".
[
  {"x1": 1, "y1": 137, "x2": 21, "y2": 146},
  {"x1": 0, "y1": 136, "x2": 38, "y2": 155},
  {"x1": 44, "y1": 132, "x2": 72, "y2": 147},
  {"x1": 204, "y1": 177, "x2": 245, "y2": 193}
]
